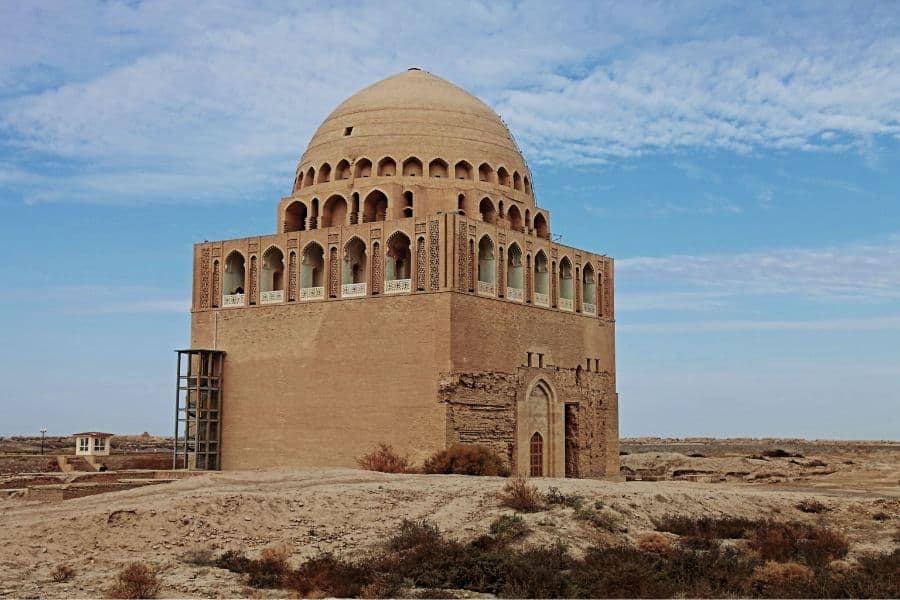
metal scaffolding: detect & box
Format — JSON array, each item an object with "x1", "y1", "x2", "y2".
[{"x1": 174, "y1": 349, "x2": 225, "y2": 470}]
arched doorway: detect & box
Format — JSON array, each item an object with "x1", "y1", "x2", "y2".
[{"x1": 530, "y1": 433, "x2": 543, "y2": 476}]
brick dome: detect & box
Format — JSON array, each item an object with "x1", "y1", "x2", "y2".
[{"x1": 294, "y1": 68, "x2": 533, "y2": 204}]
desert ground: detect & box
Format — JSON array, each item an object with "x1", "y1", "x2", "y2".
[{"x1": 0, "y1": 438, "x2": 897, "y2": 598}]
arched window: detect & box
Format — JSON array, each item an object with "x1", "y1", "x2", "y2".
[
  {"x1": 533, "y1": 213, "x2": 549, "y2": 239},
  {"x1": 559, "y1": 257, "x2": 574, "y2": 311},
  {"x1": 335, "y1": 159, "x2": 351, "y2": 180},
  {"x1": 513, "y1": 171, "x2": 522, "y2": 191},
  {"x1": 355, "y1": 158, "x2": 372, "y2": 178},
  {"x1": 385, "y1": 232, "x2": 412, "y2": 293},
  {"x1": 293, "y1": 172, "x2": 302, "y2": 192},
  {"x1": 523, "y1": 176, "x2": 531, "y2": 195},
  {"x1": 534, "y1": 251, "x2": 549, "y2": 306},
  {"x1": 317, "y1": 163, "x2": 332, "y2": 183},
  {"x1": 530, "y1": 432, "x2": 543, "y2": 476},
  {"x1": 507, "y1": 205, "x2": 523, "y2": 232},
  {"x1": 582, "y1": 264, "x2": 596, "y2": 315},
  {"x1": 457, "y1": 193, "x2": 468, "y2": 215},
  {"x1": 525, "y1": 209, "x2": 531, "y2": 231},
  {"x1": 363, "y1": 190, "x2": 388, "y2": 223},
  {"x1": 284, "y1": 201, "x2": 307, "y2": 232},
  {"x1": 479, "y1": 197, "x2": 496, "y2": 224},
  {"x1": 377, "y1": 157, "x2": 396, "y2": 176},
  {"x1": 402, "y1": 157, "x2": 423, "y2": 177},
  {"x1": 477, "y1": 235, "x2": 496, "y2": 296},
  {"x1": 261, "y1": 247, "x2": 285, "y2": 303},
  {"x1": 428, "y1": 158, "x2": 448, "y2": 178},
  {"x1": 478, "y1": 163, "x2": 493, "y2": 183},
  {"x1": 402, "y1": 191, "x2": 413, "y2": 218},
  {"x1": 507, "y1": 243, "x2": 524, "y2": 301},
  {"x1": 454, "y1": 161, "x2": 473, "y2": 180},
  {"x1": 321, "y1": 195, "x2": 348, "y2": 228},
  {"x1": 497, "y1": 167, "x2": 510, "y2": 187},
  {"x1": 223, "y1": 251, "x2": 246, "y2": 305},
  {"x1": 310, "y1": 198, "x2": 320, "y2": 229},
  {"x1": 342, "y1": 238, "x2": 368, "y2": 297},
  {"x1": 350, "y1": 192, "x2": 360, "y2": 224},
  {"x1": 303, "y1": 167, "x2": 315, "y2": 187},
  {"x1": 300, "y1": 243, "x2": 325, "y2": 299},
  {"x1": 498, "y1": 200, "x2": 505, "y2": 219}
]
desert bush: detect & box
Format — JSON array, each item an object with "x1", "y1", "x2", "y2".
[
  {"x1": 107, "y1": 562, "x2": 161, "y2": 599},
  {"x1": 497, "y1": 477, "x2": 544, "y2": 512},
  {"x1": 574, "y1": 506, "x2": 624, "y2": 532},
  {"x1": 356, "y1": 443, "x2": 411, "y2": 473},
  {"x1": 489, "y1": 514, "x2": 529, "y2": 542},
  {"x1": 215, "y1": 549, "x2": 251, "y2": 573},
  {"x1": 423, "y1": 444, "x2": 509, "y2": 476},
  {"x1": 635, "y1": 532, "x2": 672, "y2": 555},
  {"x1": 244, "y1": 545, "x2": 291, "y2": 588},
  {"x1": 544, "y1": 486, "x2": 585, "y2": 509},
  {"x1": 762, "y1": 448, "x2": 802, "y2": 458},
  {"x1": 827, "y1": 549, "x2": 900, "y2": 598},
  {"x1": 872, "y1": 511, "x2": 890, "y2": 521},
  {"x1": 284, "y1": 553, "x2": 377, "y2": 598},
  {"x1": 51, "y1": 564, "x2": 74, "y2": 583},
  {"x1": 180, "y1": 545, "x2": 214, "y2": 566},
  {"x1": 748, "y1": 522, "x2": 849, "y2": 565},
  {"x1": 389, "y1": 518, "x2": 443, "y2": 552},
  {"x1": 796, "y1": 499, "x2": 829, "y2": 513},
  {"x1": 654, "y1": 515, "x2": 757, "y2": 539},
  {"x1": 748, "y1": 561, "x2": 816, "y2": 598}
]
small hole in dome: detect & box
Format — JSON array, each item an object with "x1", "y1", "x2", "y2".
[{"x1": 344, "y1": 126, "x2": 353, "y2": 136}]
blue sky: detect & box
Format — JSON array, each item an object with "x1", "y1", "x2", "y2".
[{"x1": 1, "y1": 1, "x2": 898, "y2": 439}]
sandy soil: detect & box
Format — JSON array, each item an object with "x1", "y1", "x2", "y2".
[{"x1": 1, "y1": 453, "x2": 898, "y2": 599}]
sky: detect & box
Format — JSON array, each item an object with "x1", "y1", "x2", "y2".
[{"x1": 0, "y1": 1, "x2": 898, "y2": 439}]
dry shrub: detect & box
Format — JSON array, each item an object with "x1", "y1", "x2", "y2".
[
  {"x1": 423, "y1": 444, "x2": 509, "y2": 476},
  {"x1": 489, "y1": 514, "x2": 530, "y2": 542},
  {"x1": 748, "y1": 522, "x2": 849, "y2": 565},
  {"x1": 180, "y1": 545, "x2": 214, "y2": 566},
  {"x1": 763, "y1": 448, "x2": 802, "y2": 458},
  {"x1": 544, "y1": 486, "x2": 585, "y2": 509},
  {"x1": 654, "y1": 515, "x2": 757, "y2": 539},
  {"x1": 245, "y1": 545, "x2": 290, "y2": 588},
  {"x1": 51, "y1": 564, "x2": 74, "y2": 583},
  {"x1": 636, "y1": 532, "x2": 672, "y2": 555},
  {"x1": 574, "y1": 506, "x2": 624, "y2": 532},
  {"x1": 498, "y1": 477, "x2": 544, "y2": 512},
  {"x1": 872, "y1": 511, "x2": 890, "y2": 521},
  {"x1": 357, "y1": 443, "x2": 411, "y2": 473},
  {"x1": 796, "y1": 498, "x2": 829, "y2": 513},
  {"x1": 284, "y1": 554, "x2": 376, "y2": 598},
  {"x1": 107, "y1": 562, "x2": 160, "y2": 599},
  {"x1": 215, "y1": 549, "x2": 251, "y2": 573},
  {"x1": 749, "y1": 561, "x2": 815, "y2": 598}
]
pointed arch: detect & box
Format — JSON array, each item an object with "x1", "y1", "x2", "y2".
[
  {"x1": 533, "y1": 212, "x2": 549, "y2": 239},
  {"x1": 479, "y1": 197, "x2": 496, "y2": 224},
  {"x1": 260, "y1": 245, "x2": 285, "y2": 301},
  {"x1": 428, "y1": 158, "x2": 449, "y2": 178},
  {"x1": 335, "y1": 159, "x2": 351, "y2": 180},
  {"x1": 342, "y1": 237, "x2": 368, "y2": 289},
  {"x1": 523, "y1": 175, "x2": 531, "y2": 195},
  {"x1": 362, "y1": 189, "x2": 388, "y2": 223},
  {"x1": 454, "y1": 160, "x2": 473, "y2": 180},
  {"x1": 530, "y1": 432, "x2": 543, "y2": 476},
  {"x1": 582, "y1": 263, "x2": 596, "y2": 315},
  {"x1": 284, "y1": 201, "x2": 307, "y2": 232},
  {"x1": 354, "y1": 158, "x2": 372, "y2": 178},
  {"x1": 478, "y1": 162, "x2": 494, "y2": 183},
  {"x1": 457, "y1": 193, "x2": 469, "y2": 216},
  {"x1": 533, "y1": 250, "x2": 549, "y2": 305},
  {"x1": 402, "y1": 190, "x2": 413, "y2": 218},
  {"x1": 224, "y1": 250, "x2": 246, "y2": 299},
  {"x1": 507, "y1": 242, "x2": 524, "y2": 297},
  {"x1": 385, "y1": 231, "x2": 412, "y2": 287},
  {"x1": 377, "y1": 156, "x2": 396, "y2": 176},
  {"x1": 317, "y1": 163, "x2": 332, "y2": 183},
  {"x1": 303, "y1": 167, "x2": 315, "y2": 187},
  {"x1": 513, "y1": 171, "x2": 522, "y2": 191},
  {"x1": 477, "y1": 235, "x2": 495, "y2": 287},
  {"x1": 497, "y1": 166, "x2": 510, "y2": 187},
  {"x1": 558, "y1": 256, "x2": 574, "y2": 310},
  {"x1": 402, "y1": 156, "x2": 423, "y2": 177},
  {"x1": 507, "y1": 204, "x2": 523, "y2": 231},
  {"x1": 321, "y1": 194, "x2": 348, "y2": 228}
]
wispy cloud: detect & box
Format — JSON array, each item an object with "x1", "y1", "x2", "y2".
[
  {"x1": 621, "y1": 315, "x2": 900, "y2": 333},
  {"x1": 1, "y1": 2, "x2": 898, "y2": 204},
  {"x1": 1, "y1": 285, "x2": 189, "y2": 314},
  {"x1": 618, "y1": 236, "x2": 900, "y2": 302}
]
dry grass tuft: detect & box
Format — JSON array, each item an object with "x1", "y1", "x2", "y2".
[
  {"x1": 749, "y1": 561, "x2": 815, "y2": 598},
  {"x1": 497, "y1": 477, "x2": 544, "y2": 512},
  {"x1": 107, "y1": 562, "x2": 160, "y2": 599},
  {"x1": 180, "y1": 545, "x2": 215, "y2": 566},
  {"x1": 357, "y1": 443, "x2": 411, "y2": 473},
  {"x1": 635, "y1": 532, "x2": 672, "y2": 555},
  {"x1": 797, "y1": 499, "x2": 829, "y2": 513},
  {"x1": 423, "y1": 444, "x2": 509, "y2": 476},
  {"x1": 51, "y1": 564, "x2": 75, "y2": 583}
]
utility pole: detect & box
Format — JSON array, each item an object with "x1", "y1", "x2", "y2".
[{"x1": 40, "y1": 427, "x2": 47, "y2": 455}]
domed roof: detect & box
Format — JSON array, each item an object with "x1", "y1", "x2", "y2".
[{"x1": 298, "y1": 69, "x2": 530, "y2": 182}]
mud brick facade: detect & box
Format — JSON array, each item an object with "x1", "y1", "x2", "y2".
[{"x1": 186, "y1": 69, "x2": 619, "y2": 477}]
